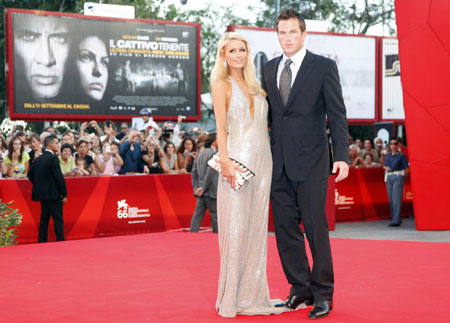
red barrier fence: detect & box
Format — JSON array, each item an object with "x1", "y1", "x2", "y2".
[
  {"x1": 1, "y1": 175, "x2": 199, "y2": 244},
  {"x1": 335, "y1": 168, "x2": 413, "y2": 222},
  {"x1": 0, "y1": 169, "x2": 411, "y2": 244}
]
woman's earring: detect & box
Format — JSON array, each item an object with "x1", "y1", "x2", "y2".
[{"x1": 224, "y1": 60, "x2": 228, "y2": 69}]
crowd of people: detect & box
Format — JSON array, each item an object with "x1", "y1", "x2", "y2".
[
  {"x1": 0, "y1": 111, "x2": 209, "y2": 179},
  {"x1": 348, "y1": 136, "x2": 408, "y2": 169},
  {"x1": 0, "y1": 116, "x2": 409, "y2": 180}
]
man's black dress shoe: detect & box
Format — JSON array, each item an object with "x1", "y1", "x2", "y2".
[
  {"x1": 388, "y1": 223, "x2": 400, "y2": 227},
  {"x1": 308, "y1": 300, "x2": 333, "y2": 319},
  {"x1": 275, "y1": 295, "x2": 313, "y2": 309}
]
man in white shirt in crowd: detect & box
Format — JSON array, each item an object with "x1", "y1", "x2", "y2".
[{"x1": 132, "y1": 108, "x2": 160, "y2": 137}]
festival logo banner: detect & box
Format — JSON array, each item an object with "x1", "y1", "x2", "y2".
[{"x1": 6, "y1": 9, "x2": 200, "y2": 121}]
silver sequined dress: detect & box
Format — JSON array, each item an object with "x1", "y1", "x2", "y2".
[{"x1": 215, "y1": 77, "x2": 287, "y2": 317}]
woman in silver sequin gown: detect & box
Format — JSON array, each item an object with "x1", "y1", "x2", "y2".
[{"x1": 210, "y1": 33, "x2": 289, "y2": 318}]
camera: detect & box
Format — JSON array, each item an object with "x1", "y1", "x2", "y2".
[
  {"x1": 162, "y1": 129, "x2": 173, "y2": 139},
  {"x1": 105, "y1": 146, "x2": 111, "y2": 153}
]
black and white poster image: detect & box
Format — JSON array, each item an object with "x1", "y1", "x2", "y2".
[
  {"x1": 9, "y1": 10, "x2": 199, "y2": 120},
  {"x1": 13, "y1": 14, "x2": 71, "y2": 103}
]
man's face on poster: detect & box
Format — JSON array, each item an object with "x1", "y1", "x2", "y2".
[{"x1": 14, "y1": 15, "x2": 70, "y2": 100}]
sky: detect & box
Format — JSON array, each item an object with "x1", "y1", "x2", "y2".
[{"x1": 165, "y1": 0, "x2": 264, "y2": 23}]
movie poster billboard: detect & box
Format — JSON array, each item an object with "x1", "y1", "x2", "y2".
[
  {"x1": 231, "y1": 26, "x2": 377, "y2": 123},
  {"x1": 5, "y1": 9, "x2": 200, "y2": 121},
  {"x1": 381, "y1": 38, "x2": 405, "y2": 121}
]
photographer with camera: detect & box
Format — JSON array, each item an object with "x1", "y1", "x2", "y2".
[
  {"x1": 119, "y1": 130, "x2": 149, "y2": 174},
  {"x1": 374, "y1": 137, "x2": 386, "y2": 165},
  {"x1": 116, "y1": 123, "x2": 129, "y2": 144},
  {"x1": 100, "y1": 120, "x2": 120, "y2": 145},
  {"x1": 80, "y1": 120, "x2": 104, "y2": 139},
  {"x1": 132, "y1": 108, "x2": 160, "y2": 137},
  {"x1": 160, "y1": 115, "x2": 185, "y2": 149},
  {"x1": 95, "y1": 142, "x2": 123, "y2": 176}
]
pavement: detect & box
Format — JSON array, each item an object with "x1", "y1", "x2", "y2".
[{"x1": 329, "y1": 217, "x2": 450, "y2": 243}]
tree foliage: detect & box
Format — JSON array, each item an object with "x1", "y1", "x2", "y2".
[
  {"x1": 0, "y1": 199, "x2": 23, "y2": 247},
  {"x1": 175, "y1": 4, "x2": 251, "y2": 93},
  {"x1": 255, "y1": 0, "x2": 341, "y2": 28},
  {"x1": 255, "y1": 0, "x2": 396, "y2": 35}
]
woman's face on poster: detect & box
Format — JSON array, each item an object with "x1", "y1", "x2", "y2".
[
  {"x1": 14, "y1": 15, "x2": 70, "y2": 100},
  {"x1": 77, "y1": 36, "x2": 109, "y2": 101}
]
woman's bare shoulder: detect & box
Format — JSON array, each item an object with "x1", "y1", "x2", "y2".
[{"x1": 212, "y1": 78, "x2": 231, "y2": 92}]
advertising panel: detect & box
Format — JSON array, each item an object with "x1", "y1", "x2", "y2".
[
  {"x1": 232, "y1": 26, "x2": 377, "y2": 122},
  {"x1": 5, "y1": 9, "x2": 200, "y2": 121},
  {"x1": 381, "y1": 37, "x2": 405, "y2": 121}
]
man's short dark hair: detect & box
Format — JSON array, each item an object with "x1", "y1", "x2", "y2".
[
  {"x1": 61, "y1": 143, "x2": 74, "y2": 154},
  {"x1": 204, "y1": 132, "x2": 217, "y2": 148},
  {"x1": 44, "y1": 134, "x2": 58, "y2": 148},
  {"x1": 276, "y1": 9, "x2": 306, "y2": 32}
]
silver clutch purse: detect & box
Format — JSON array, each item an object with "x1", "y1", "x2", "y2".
[{"x1": 207, "y1": 153, "x2": 255, "y2": 191}]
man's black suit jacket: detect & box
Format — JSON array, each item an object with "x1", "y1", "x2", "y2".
[
  {"x1": 263, "y1": 50, "x2": 349, "y2": 182},
  {"x1": 28, "y1": 151, "x2": 67, "y2": 201}
]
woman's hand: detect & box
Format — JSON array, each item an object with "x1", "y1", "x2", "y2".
[{"x1": 220, "y1": 159, "x2": 239, "y2": 189}]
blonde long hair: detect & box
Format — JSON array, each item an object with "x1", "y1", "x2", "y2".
[{"x1": 210, "y1": 32, "x2": 266, "y2": 97}]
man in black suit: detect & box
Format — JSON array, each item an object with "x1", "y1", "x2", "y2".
[
  {"x1": 28, "y1": 135, "x2": 67, "y2": 243},
  {"x1": 262, "y1": 9, "x2": 349, "y2": 319}
]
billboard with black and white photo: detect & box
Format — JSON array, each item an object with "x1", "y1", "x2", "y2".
[{"x1": 5, "y1": 9, "x2": 200, "y2": 121}]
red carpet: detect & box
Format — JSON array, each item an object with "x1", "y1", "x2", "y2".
[{"x1": 1, "y1": 233, "x2": 449, "y2": 322}]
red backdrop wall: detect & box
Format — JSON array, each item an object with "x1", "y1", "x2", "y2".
[{"x1": 396, "y1": 0, "x2": 450, "y2": 230}]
